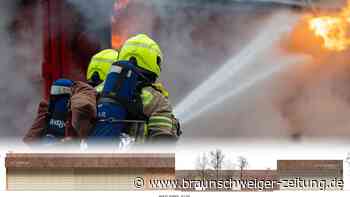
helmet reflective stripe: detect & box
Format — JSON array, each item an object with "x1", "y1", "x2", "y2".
[
  {"x1": 122, "y1": 42, "x2": 162, "y2": 55},
  {"x1": 50, "y1": 85, "x2": 72, "y2": 95},
  {"x1": 92, "y1": 58, "x2": 116, "y2": 64}
]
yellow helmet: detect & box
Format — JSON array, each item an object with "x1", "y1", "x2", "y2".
[
  {"x1": 118, "y1": 34, "x2": 163, "y2": 77},
  {"x1": 86, "y1": 49, "x2": 119, "y2": 82}
]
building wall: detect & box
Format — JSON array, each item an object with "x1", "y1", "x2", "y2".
[
  {"x1": 71, "y1": 168, "x2": 144, "y2": 191},
  {"x1": 7, "y1": 167, "x2": 175, "y2": 191},
  {"x1": 7, "y1": 168, "x2": 75, "y2": 191},
  {"x1": 176, "y1": 170, "x2": 278, "y2": 192},
  {"x1": 176, "y1": 161, "x2": 343, "y2": 191},
  {"x1": 277, "y1": 160, "x2": 343, "y2": 191},
  {"x1": 6, "y1": 153, "x2": 175, "y2": 191},
  {"x1": 144, "y1": 168, "x2": 176, "y2": 190},
  {"x1": 278, "y1": 175, "x2": 343, "y2": 191}
]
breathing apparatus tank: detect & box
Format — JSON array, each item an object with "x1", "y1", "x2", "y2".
[
  {"x1": 42, "y1": 79, "x2": 74, "y2": 143},
  {"x1": 90, "y1": 61, "x2": 140, "y2": 140}
]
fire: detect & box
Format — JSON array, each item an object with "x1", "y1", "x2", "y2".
[
  {"x1": 111, "y1": 34, "x2": 126, "y2": 49},
  {"x1": 308, "y1": 1, "x2": 350, "y2": 51},
  {"x1": 111, "y1": 0, "x2": 130, "y2": 49}
]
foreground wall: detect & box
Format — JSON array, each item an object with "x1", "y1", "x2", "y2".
[
  {"x1": 5, "y1": 153, "x2": 175, "y2": 191},
  {"x1": 277, "y1": 160, "x2": 343, "y2": 191}
]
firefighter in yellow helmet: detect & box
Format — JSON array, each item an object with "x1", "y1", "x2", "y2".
[
  {"x1": 118, "y1": 34, "x2": 181, "y2": 142},
  {"x1": 23, "y1": 49, "x2": 119, "y2": 147},
  {"x1": 86, "y1": 49, "x2": 119, "y2": 92}
]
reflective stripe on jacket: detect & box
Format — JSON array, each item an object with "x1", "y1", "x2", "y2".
[{"x1": 141, "y1": 86, "x2": 178, "y2": 139}]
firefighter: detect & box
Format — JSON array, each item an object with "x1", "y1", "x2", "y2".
[
  {"x1": 23, "y1": 79, "x2": 97, "y2": 146},
  {"x1": 23, "y1": 49, "x2": 118, "y2": 147},
  {"x1": 120, "y1": 34, "x2": 181, "y2": 142},
  {"x1": 86, "y1": 49, "x2": 119, "y2": 92},
  {"x1": 91, "y1": 34, "x2": 181, "y2": 143}
]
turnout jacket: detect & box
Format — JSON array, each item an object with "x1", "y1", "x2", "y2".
[{"x1": 140, "y1": 85, "x2": 180, "y2": 141}]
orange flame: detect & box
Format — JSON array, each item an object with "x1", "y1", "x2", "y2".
[
  {"x1": 111, "y1": 34, "x2": 126, "y2": 49},
  {"x1": 111, "y1": 0, "x2": 130, "y2": 49},
  {"x1": 309, "y1": 1, "x2": 350, "y2": 51}
]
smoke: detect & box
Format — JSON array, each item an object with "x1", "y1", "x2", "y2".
[
  {"x1": 174, "y1": 11, "x2": 302, "y2": 122},
  {"x1": 63, "y1": 0, "x2": 350, "y2": 140},
  {"x1": 3, "y1": 0, "x2": 350, "y2": 141},
  {"x1": 168, "y1": 2, "x2": 350, "y2": 140},
  {"x1": 66, "y1": 0, "x2": 115, "y2": 48},
  {"x1": 154, "y1": 1, "x2": 291, "y2": 104},
  {"x1": 104, "y1": 1, "x2": 316, "y2": 139},
  {"x1": 0, "y1": 1, "x2": 42, "y2": 138},
  {"x1": 65, "y1": 0, "x2": 289, "y2": 102},
  {"x1": 280, "y1": 52, "x2": 350, "y2": 138},
  {"x1": 179, "y1": 10, "x2": 350, "y2": 140}
]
